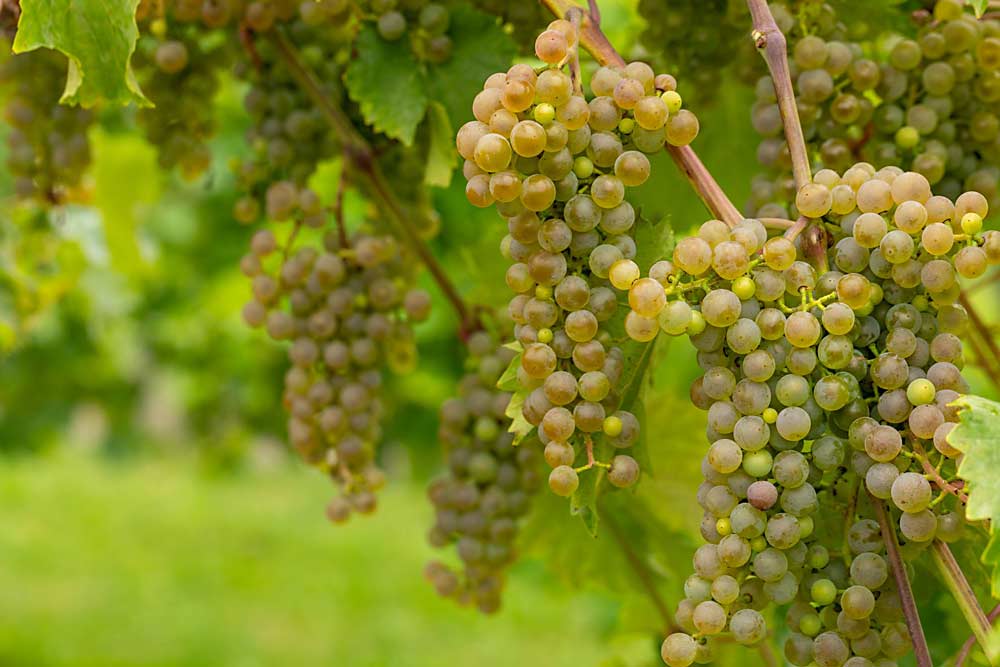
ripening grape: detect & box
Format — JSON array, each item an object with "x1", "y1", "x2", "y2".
[{"x1": 426, "y1": 329, "x2": 541, "y2": 614}]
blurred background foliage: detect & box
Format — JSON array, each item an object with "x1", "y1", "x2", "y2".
[{"x1": 1, "y1": 1, "x2": 998, "y2": 666}]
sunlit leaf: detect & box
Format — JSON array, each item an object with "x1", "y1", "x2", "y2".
[{"x1": 13, "y1": 0, "x2": 149, "y2": 106}]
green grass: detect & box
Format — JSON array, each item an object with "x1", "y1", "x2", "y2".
[{"x1": 0, "y1": 453, "x2": 621, "y2": 667}]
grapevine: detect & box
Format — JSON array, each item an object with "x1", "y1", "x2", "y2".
[{"x1": 3, "y1": 1, "x2": 1000, "y2": 666}]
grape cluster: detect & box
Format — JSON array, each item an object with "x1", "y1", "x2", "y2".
[
  {"x1": 746, "y1": 4, "x2": 879, "y2": 217},
  {"x1": 425, "y1": 329, "x2": 543, "y2": 614},
  {"x1": 132, "y1": 26, "x2": 226, "y2": 179},
  {"x1": 457, "y1": 20, "x2": 700, "y2": 498},
  {"x1": 0, "y1": 48, "x2": 94, "y2": 204},
  {"x1": 747, "y1": 0, "x2": 1000, "y2": 217},
  {"x1": 362, "y1": 0, "x2": 454, "y2": 64},
  {"x1": 136, "y1": 0, "x2": 352, "y2": 30},
  {"x1": 635, "y1": 0, "x2": 745, "y2": 106},
  {"x1": 641, "y1": 165, "x2": 997, "y2": 666},
  {"x1": 240, "y1": 183, "x2": 432, "y2": 522},
  {"x1": 231, "y1": 20, "x2": 346, "y2": 224},
  {"x1": 869, "y1": 1, "x2": 1000, "y2": 206}
]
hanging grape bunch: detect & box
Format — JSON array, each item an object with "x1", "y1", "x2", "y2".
[
  {"x1": 871, "y1": 0, "x2": 1000, "y2": 206},
  {"x1": 425, "y1": 327, "x2": 543, "y2": 614},
  {"x1": 0, "y1": 48, "x2": 94, "y2": 204},
  {"x1": 456, "y1": 18, "x2": 700, "y2": 499},
  {"x1": 240, "y1": 181, "x2": 432, "y2": 522},
  {"x1": 362, "y1": 0, "x2": 455, "y2": 63},
  {"x1": 231, "y1": 19, "x2": 347, "y2": 224},
  {"x1": 635, "y1": 0, "x2": 746, "y2": 106},
  {"x1": 636, "y1": 164, "x2": 999, "y2": 666},
  {"x1": 132, "y1": 23, "x2": 226, "y2": 179},
  {"x1": 748, "y1": 0, "x2": 1000, "y2": 218},
  {"x1": 747, "y1": 2, "x2": 881, "y2": 217}
]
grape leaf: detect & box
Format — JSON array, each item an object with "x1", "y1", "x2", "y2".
[
  {"x1": 633, "y1": 215, "x2": 676, "y2": 270},
  {"x1": 952, "y1": 395, "x2": 1000, "y2": 524},
  {"x1": 497, "y1": 342, "x2": 533, "y2": 444},
  {"x1": 423, "y1": 102, "x2": 456, "y2": 188},
  {"x1": 13, "y1": 0, "x2": 149, "y2": 107},
  {"x1": 523, "y1": 489, "x2": 696, "y2": 612},
  {"x1": 345, "y1": 25, "x2": 428, "y2": 146},
  {"x1": 424, "y1": 6, "x2": 516, "y2": 130},
  {"x1": 951, "y1": 395, "x2": 1000, "y2": 596},
  {"x1": 969, "y1": 0, "x2": 989, "y2": 17}
]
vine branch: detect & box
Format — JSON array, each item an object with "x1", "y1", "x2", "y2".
[
  {"x1": 540, "y1": 0, "x2": 742, "y2": 227},
  {"x1": 931, "y1": 540, "x2": 1000, "y2": 666},
  {"x1": 870, "y1": 493, "x2": 933, "y2": 667},
  {"x1": 599, "y1": 507, "x2": 679, "y2": 637},
  {"x1": 959, "y1": 291, "x2": 1000, "y2": 393},
  {"x1": 265, "y1": 28, "x2": 477, "y2": 332},
  {"x1": 958, "y1": 604, "x2": 1000, "y2": 667},
  {"x1": 746, "y1": 0, "x2": 811, "y2": 190}
]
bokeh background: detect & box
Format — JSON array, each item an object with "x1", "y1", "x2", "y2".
[{"x1": 1, "y1": 2, "x2": 998, "y2": 666}]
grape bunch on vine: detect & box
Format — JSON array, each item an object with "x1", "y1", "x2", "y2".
[{"x1": 3, "y1": 0, "x2": 1000, "y2": 665}]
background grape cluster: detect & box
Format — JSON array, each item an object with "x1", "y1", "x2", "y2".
[
  {"x1": 425, "y1": 328, "x2": 543, "y2": 614},
  {"x1": 239, "y1": 182, "x2": 432, "y2": 521},
  {"x1": 747, "y1": 0, "x2": 1000, "y2": 219}
]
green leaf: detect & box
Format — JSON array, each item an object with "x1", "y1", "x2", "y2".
[
  {"x1": 503, "y1": 390, "x2": 534, "y2": 446},
  {"x1": 423, "y1": 102, "x2": 456, "y2": 188},
  {"x1": 13, "y1": 0, "x2": 149, "y2": 107},
  {"x1": 522, "y1": 490, "x2": 696, "y2": 630},
  {"x1": 984, "y1": 533, "x2": 1000, "y2": 602},
  {"x1": 952, "y1": 395, "x2": 1000, "y2": 525},
  {"x1": 969, "y1": 0, "x2": 989, "y2": 18},
  {"x1": 424, "y1": 6, "x2": 516, "y2": 129},
  {"x1": 345, "y1": 25, "x2": 428, "y2": 146},
  {"x1": 496, "y1": 345, "x2": 522, "y2": 393},
  {"x1": 633, "y1": 214, "x2": 676, "y2": 271},
  {"x1": 951, "y1": 395, "x2": 1000, "y2": 596}
]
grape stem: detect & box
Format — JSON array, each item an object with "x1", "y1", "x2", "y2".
[
  {"x1": 783, "y1": 215, "x2": 811, "y2": 241},
  {"x1": 869, "y1": 493, "x2": 934, "y2": 667},
  {"x1": 575, "y1": 435, "x2": 610, "y2": 472},
  {"x1": 264, "y1": 28, "x2": 479, "y2": 333},
  {"x1": 565, "y1": 8, "x2": 585, "y2": 96},
  {"x1": 759, "y1": 217, "x2": 796, "y2": 230},
  {"x1": 910, "y1": 441, "x2": 969, "y2": 503},
  {"x1": 539, "y1": 0, "x2": 742, "y2": 227},
  {"x1": 931, "y1": 540, "x2": 1000, "y2": 666},
  {"x1": 957, "y1": 604, "x2": 1000, "y2": 667},
  {"x1": 598, "y1": 507, "x2": 680, "y2": 637},
  {"x1": 746, "y1": 0, "x2": 812, "y2": 190}
]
